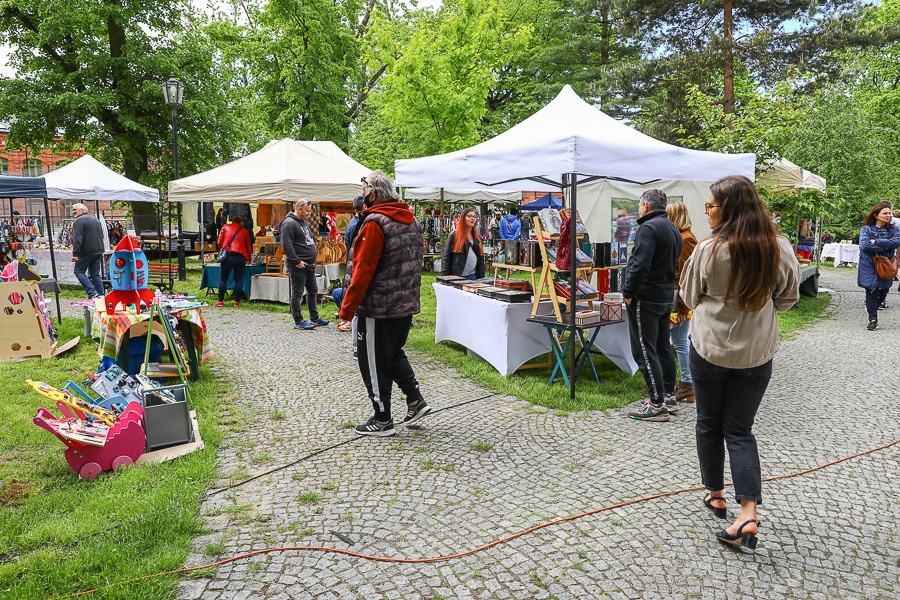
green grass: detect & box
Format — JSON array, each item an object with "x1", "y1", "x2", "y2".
[
  {"x1": 0, "y1": 317, "x2": 226, "y2": 600},
  {"x1": 779, "y1": 292, "x2": 832, "y2": 340}
]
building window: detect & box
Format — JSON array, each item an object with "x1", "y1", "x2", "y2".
[
  {"x1": 0, "y1": 158, "x2": 8, "y2": 175},
  {"x1": 22, "y1": 158, "x2": 43, "y2": 177},
  {"x1": 26, "y1": 199, "x2": 44, "y2": 216},
  {"x1": 54, "y1": 159, "x2": 71, "y2": 170}
]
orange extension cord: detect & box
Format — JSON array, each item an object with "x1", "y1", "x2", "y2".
[{"x1": 55, "y1": 437, "x2": 899, "y2": 599}]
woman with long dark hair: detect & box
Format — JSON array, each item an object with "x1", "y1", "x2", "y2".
[
  {"x1": 680, "y1": 175, "x2": 799, "y2": 550},
  {"x1": 441, "y1": 208, "x2": 484, "y2": 280},
  {"x1": 858, "y1": 201, "x2": 900, "y2": 330}
]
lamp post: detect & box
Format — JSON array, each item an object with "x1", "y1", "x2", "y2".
[{"x1": 162, "y1": 74, "x2": 186, "y2": 281}]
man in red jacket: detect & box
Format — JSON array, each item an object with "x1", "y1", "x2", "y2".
[{"x1": 338, "y1": 170, "x2": 429, "y2": 436}]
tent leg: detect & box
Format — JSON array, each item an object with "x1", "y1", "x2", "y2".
[
  {"x1": 43, "y1": 198, "x2": 62, "y2": 324},
  {"x1": 563, "y1": 173, "x2": 578, "y2": 402}
]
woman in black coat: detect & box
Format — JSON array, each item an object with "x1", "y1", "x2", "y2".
[{"x1": 442, "y1": 208, "x2": 485, "y2": 280}]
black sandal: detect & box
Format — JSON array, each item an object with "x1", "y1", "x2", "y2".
[
  {"x1": 703, "y1": 493, "x2": 727, "y2": 519},
  {"x1": 716, "y1": 519, "x2": 758, "y2": 550}
]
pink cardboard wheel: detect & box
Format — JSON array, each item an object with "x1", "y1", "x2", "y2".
[
  {"x1": 79, "y1": 462, "x2": 102, "y2": 480},
  {"x1": 111, "y1": 456, "x2": 133, "y2": 472}
]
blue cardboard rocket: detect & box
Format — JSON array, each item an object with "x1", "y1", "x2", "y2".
[{"x1": 105, "y1": 235, "x2": 155, "y2": 314}]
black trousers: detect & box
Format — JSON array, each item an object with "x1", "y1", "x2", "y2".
[
  {"x1": 218, "y1": 253, "x2": 246, "y2": 302},
  {"x1": 287, "y1": 263, "x2": 319, "y2": 323},
  {"x1": 627, "y1": 299, "x2": 676, "y2": 403},
  {"x1": 357, "y1": 316, "x2": 423, "y2": 421},
  {"x1": 864, "y1": 287, "x2": 888, "y2": 321},
  {"x1": 692, "y1": 346, "x2": 771, "y2": 504}
]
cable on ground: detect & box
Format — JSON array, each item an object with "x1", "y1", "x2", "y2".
[{"x1": 52, "y1": 436, "x2": 899, "y2": 599}]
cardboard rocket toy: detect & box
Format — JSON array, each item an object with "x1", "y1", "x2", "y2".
[{"x1": 105, "y1": 235, "x2": 155, "y2": 314}]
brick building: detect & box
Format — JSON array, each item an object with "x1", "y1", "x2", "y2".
[{"x1": 0, "y1": 125, "x2": 113, "y2": 220}]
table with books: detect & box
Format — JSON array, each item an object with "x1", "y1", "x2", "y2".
[
  {"x1": 526, "y1": 312, "x2": 624, "y2": 387},
  {"x1": 433, "y1": 279, "x2": 638, "y2": 377}
]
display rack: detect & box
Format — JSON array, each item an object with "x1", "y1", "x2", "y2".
[{"x1": 530, "y1": 215, "x2": 596, "y2": 322}]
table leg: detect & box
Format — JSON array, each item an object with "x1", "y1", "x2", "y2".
[
  {"x1": 572, "y1": 327, "x2": 602, "y2": 383},
  {"x1": 547, "y1": 326, "x2": 573, "y2": 387}
]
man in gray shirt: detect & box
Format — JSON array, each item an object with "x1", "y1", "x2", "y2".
[
  {"x1": 71, "y1": 203, "x2": 106, "y2": 298},
  {"x1": 280, "y1": 200, "x2": 328, "y2": 330}
]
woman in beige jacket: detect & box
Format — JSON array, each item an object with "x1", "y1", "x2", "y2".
[{"x1": 680, "y1": 175, "x2": 799, "y2": 550}]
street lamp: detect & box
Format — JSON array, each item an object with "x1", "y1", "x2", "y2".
[{"x1": 162, "y1": 74, "x2": 186, "y2": 281}]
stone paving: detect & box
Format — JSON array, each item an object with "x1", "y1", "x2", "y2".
[{"x1": 176, "y1": 267, "x2": 899, "y2": 599}]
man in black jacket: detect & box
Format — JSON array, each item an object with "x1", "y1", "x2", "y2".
[
  {"x1": 70, "y1": 203, "x2": 106, "y2": 299},
  {"x1": 280, "y1": 200, "x2": 328, "y2": 330},
  {"x1": 622, "y1": 189, "x2": 683, "y2": 422}
]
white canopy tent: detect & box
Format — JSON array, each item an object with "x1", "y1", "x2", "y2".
[
  {"x1": 168, "y1": 138, "x2": 369, "y2": 205},
  {"x1": 395, "y1": 85, "x2": 755, "y2": 243},
  {"x1": 757, "y1": 158, "x2": 826, "y2": 191},
  {"x1": 42, "y1": 154, "x2": 160, "y2": 202},
  {"x1": 404, "y1": 187, "x2": 521, "y2": 204}
]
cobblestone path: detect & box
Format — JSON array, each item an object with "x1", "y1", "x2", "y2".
[{"x1": 179, "y1": 267, "x2": 899, "y2": 599}]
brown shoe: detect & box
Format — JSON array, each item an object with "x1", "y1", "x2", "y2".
[{"x1": 675, "y1": 381, "x2": 694, "y2": 403}]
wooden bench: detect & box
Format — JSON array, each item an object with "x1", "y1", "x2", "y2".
[{"x1": 147, "y1": 262, "x2": 176, "y2": 292}]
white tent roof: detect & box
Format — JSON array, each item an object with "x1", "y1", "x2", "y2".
[
  {"x1": 395, "y1": 85, "x2": 755, "y2": 191},
  {"x1": 168, "y1": 138, "x2": 369, "y2": 204},
  {"x1": 757, "y1": 158, "x2": 826, "y2": 191},
  {"x1": 42, "y1": 154, "x2": 159, "y2": 202},
  {"x1": 403, "y1": 187, "x2": 521, "y2": 204}
]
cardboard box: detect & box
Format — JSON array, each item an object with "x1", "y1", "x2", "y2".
[{"x1": 600, "y1": 301, "x2": 624, "y2": 322}]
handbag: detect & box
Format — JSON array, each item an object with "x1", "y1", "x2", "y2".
[
  {"x1": 873, "y1": 254, "x2": 899, "y2": 280},
  {"x1": 218, "y1": 227, "x2": 241, "y2": 262}
]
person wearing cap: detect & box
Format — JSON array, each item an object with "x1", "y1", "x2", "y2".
[
  {"x1": 280, "y1": 199, "x2": 329, "y2": 330},
  {"x1": 70, "y1": 203, "x2": 106, "y2": 299},
  {"x1": 338, "y1": 170, "x2": 429, "y2": 436}
]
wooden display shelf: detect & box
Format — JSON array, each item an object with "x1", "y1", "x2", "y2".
[
  {"x1": 492, "y1": 262, "x2": 542, "y2": 292},
  {"x1": 530, "y1": 215, "x2": 596, "y2": 322}
]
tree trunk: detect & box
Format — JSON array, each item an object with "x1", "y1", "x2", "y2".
[{"x1": 723, "y1": 0, "x2": 735, "y2": 115}]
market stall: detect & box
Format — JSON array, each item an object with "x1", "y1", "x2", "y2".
[
  {"x1": 397, "y1": 85, "x2": 753, "y2": 397},
  {"x1": 821, "y1": 242, "x2": 859, "y2": 266}
]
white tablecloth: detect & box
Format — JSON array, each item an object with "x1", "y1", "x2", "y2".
[
  {"x1": 822, "y1": 243, "x2": 859, "y2": 265},
  {"x1": 29, "y1": 249, "x2": 78, "y2": 284},
  {"x1": 250, "y1": 275, "x2": 328, "y2": 304},
  {"x1": 434, "y1": 283, "x2": 637, "y2": 376}
]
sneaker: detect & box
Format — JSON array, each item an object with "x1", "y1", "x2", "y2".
[
  {"x1": 628, "y1": 400, "x2": 669, "y2": 422},
  {"x1": 233, "y1": 301, "x2": 240, "y2": 307},
  {"x1": 355, "y1": 417, "x2": 395, "y2": 437},
  {"x1": 402, "y1": 399, "x2": 431, "y2": 425},
  {"x1": 294, "y1": 320, "x2": 316, "y2": 330},
  {"x1": 337, "y1": 320, "x2": 352, "y2": 332},
  {"x1": 311, "y1": 317, "x2": 329, "y2": 326},
  {"x1": 879, "y1": 302, "x2": 889, "y2": 310},
  {"x1": 867, "y1": 320, "x2": 878, "y2": 331},
  {"x1": 214, "y1": 301, "x2": 224, "y2": 307},
  {"x1": 663, "y1": 393, "x2": 680, "y2": 414},
  {"x1": 675, "y1": 381, "x2": 695, "y2": 403}
]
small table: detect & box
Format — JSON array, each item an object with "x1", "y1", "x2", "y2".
[
  {"x1": 527, "y1": 315, "x2": 624, "y2": 388},
  {"x1": 799, "y1": 264, "x2": 819, "y2": 298},
  {"x1": 821, "y1": 243, "x2": 859, "y2": 266}
]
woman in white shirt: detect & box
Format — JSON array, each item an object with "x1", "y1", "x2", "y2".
[{"x1": 680, "y1": 175, "x2": 799, "y2": 550}]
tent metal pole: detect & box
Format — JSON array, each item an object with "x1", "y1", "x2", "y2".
[
  {"x1": 564, "y1": 173, "x2": 578, "y2": 402},
  {"x1": 43, "y1": 198, "x2": 62, "y2": 324},
  {"x1": 200, "y1": 202, "x2": 205, "y2": 266}
]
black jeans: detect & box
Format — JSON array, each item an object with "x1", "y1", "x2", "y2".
[
  {"x1": 692, "y1": 346, "x2": 771, "y2": 504},
  {"x1": 218, "y1": 253, "x2": 246, "y2": 302},
  {"x1": 626, "y1": 299, "x2": 676, "y2": 403},
  {"x1": 864, "y1": 287, "x2": 888, "y2": 321},
  {"x1": 357, "y1": 316, "x2": 423, "y2": 421},
  {"x1": 287, "y1": 262, "x2": 319, "y2": 323}
]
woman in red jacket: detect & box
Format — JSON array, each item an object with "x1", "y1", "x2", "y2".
[{"x1": 216, "y1": 216, "x2": 253, "y2": 307}]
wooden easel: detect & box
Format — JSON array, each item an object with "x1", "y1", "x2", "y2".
[{"x1": 530, "y1": 215, "x2": 596, "y2": 322}]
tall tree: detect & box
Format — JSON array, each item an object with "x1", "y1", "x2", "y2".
[{"x1": 0, "y1": 0, "x2": 247, "y2": 230}]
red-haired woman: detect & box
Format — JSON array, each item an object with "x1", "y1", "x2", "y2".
[
  {"x1": 680, "y1": 175, "x2": 799, "y2": 550},
  {"x1": 858, "y1": 201, "x2": 900, "y2": 330},
  {"x1": 441, "y1": 208, "x2": 485, "y2": 280}
]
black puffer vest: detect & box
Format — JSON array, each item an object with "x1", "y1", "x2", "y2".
[{"x1": 348, "y1": 211, "x2": 424, "y2": 319}]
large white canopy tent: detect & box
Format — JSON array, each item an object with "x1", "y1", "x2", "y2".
[
  {"x1": 42, "y1": 154, "x2": 160, "y2": 202},
  {"x1": 168, "y1": 138, "x2": 370, "y2": 205},
  {"x1": 396, "y1": 85, "x2": 755, "y2": 400},
  {"x1": 395, "y1": 85, "x2": 756, "y2": 243}
]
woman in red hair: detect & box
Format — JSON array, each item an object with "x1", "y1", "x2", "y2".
[{"x1": 441, "y1": 208, "x2": 484, "y2": 280}]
